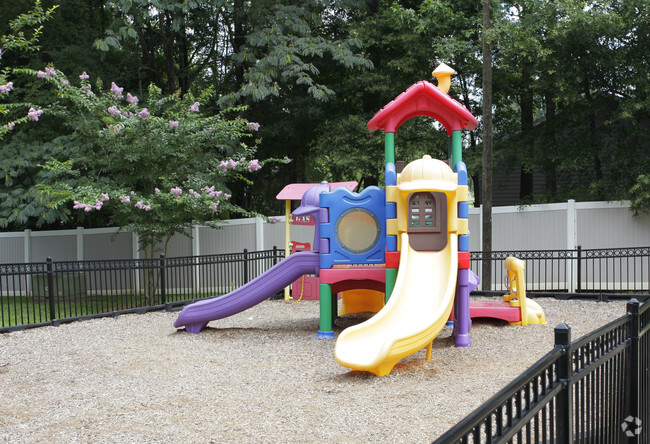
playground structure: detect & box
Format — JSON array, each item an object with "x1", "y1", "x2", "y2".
[
  {"x1": 275, "y1": 181, "x2": 358, "y2": 302},
  {"x1": 174, "y1": 64, "x2": 546, "y2": 376}
]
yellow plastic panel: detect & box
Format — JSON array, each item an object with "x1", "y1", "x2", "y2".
[
  {"x1": 446, "y1": 190, "x2": 458, "y2": 233},
  {"x1": 457, "y1": 185, "x2": 468, "y2": 202},
  {"x1": 335, "y1": 233, "x2": 458, "y2": 376},
  {"x1": 386, "y1": 186, "x2": 398, "y2": 204},
  {"x1": 457, "y1": 218, "x2": 468, "y2": 235},
  {"x1": 339, "y1": 289, "x2": 385, "y2": 315},
  {"x1": 386, "y1": 218, "x2": 398, "y2": 236}
]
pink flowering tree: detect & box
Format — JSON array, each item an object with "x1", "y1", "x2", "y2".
[
  {"x1": 15, "y1": 67, "x2": 280, "y2": 301},
  {"x1": 13, "y1": 67, "x2": 280, "y2": 303}
]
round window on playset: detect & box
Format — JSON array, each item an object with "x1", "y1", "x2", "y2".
[{"x1": 334, "y1": 208, "x2": 382, "y2": 254}]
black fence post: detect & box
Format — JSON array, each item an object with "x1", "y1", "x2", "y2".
[
  {"x1": 243, "y1": 248, "x2": 249, "y2": 283},
  {"x1": 576, "y1": 245, "x2": 582, "y2": 293},
  {"x1": 627, "y1": 299, "x2": 640, "y2": 444},
  {"x1": 159, "y1": 254, "x2": 166, "y2": 305},
  {"x1": 46, "y1": 257, "x2": 56, "y2": 323},
  {"x1": 555, "y1": 323, "x2": 573, "y2": 443},
  {"x1": 272, "y1": 246, "x2": 278, "y2": 266}
]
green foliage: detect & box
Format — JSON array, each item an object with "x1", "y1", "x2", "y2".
[
  {"x1": 0, "y1": 0, "x2": 58, "y2": 140},
  {"x1": 630, "y1": 175, "x2": 650, "y2": 216},
  {"x1": 0, "y1": 129, "x2": 77, "y2": 228},
  {"x1": 2, "y1": 0, "x2": 650, "y2": 228},
  {"x1": 309, "y1": 115, "x2": 383, "y2": 188},
  {"x1": 0, "y1": 0, "x2": 58, "y2": 55},
  {"x1": 301, "y1": 1, "x2": 476, "y2": 193},
  {"x1": 218, "y1": 1, "x2": 373, "y2": 105},
  {"x1": 2, "y1": 66, "x2": 283, "y2": 256}
]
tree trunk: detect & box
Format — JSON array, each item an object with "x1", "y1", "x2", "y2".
[
  {"x1": 231, "y1": 0, "x2": 247, "y2": 92},
  {"x1": 134, "y1": 14, "x2": 162, "y2": 89},
  {"x1": 178, "y1": 21, "x2": 189, "y2": 95},
  {"x1": 162, "y1": 12, "x2": 177, "y2": 93},
  {"x1": 481, "y1": 0, "x2": 493, "y2": 291},
  {"x1": 584, "y1": 74, "x2": 603, "y2": 197},
  {"x1": 520, "y1": 62, "x2": 534, "y2": 200},
  {"x1": 544, "y1": 88, "x2": 558, "y2": 198}
]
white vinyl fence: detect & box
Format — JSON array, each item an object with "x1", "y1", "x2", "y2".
[{"x1": 1, "y1": 200, "x2": 648, "y2": 264}]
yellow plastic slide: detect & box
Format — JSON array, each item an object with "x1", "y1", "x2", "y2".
[{"x1": 335, "y1": 232, "x2": 458, "y2": 376}]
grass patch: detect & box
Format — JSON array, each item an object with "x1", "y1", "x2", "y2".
[{"x1": 1, "y1": 291, "x2": 225, "y2": 328}]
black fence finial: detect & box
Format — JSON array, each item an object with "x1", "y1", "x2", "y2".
[{"x1": 554, "y1": 323, "x2": 571, "y2": 346}]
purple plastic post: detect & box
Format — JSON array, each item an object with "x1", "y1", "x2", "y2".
[
  {"x1": 293, "y1": 182, "x2": 330, "y2": 252},
  {"x1": 453, "y1": 268, "x2": 471, "y2": 347},
  {"x1": 468, "y1": 269, "x2": 480, "y2": 293}
]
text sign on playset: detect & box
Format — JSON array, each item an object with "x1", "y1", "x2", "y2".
[{"x1": 292, "y1": 215, "x2": 315, "y2": 226}]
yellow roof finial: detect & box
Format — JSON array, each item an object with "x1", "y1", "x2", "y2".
[{"x1": 431, "y1": 63, "x2": 455, "y2": 94}]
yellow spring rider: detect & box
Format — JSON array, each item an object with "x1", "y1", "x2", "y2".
[{"x1": 503, "y1": 257, "x2": 546, "y2": 326}]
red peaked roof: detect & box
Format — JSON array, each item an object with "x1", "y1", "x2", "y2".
[{"x1": 367, "y1": 81, "x2": 478, "y2": 135}]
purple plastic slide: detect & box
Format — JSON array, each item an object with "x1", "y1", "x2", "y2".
[{"x1": 174, "y1": 251, "x2": 320, "y2": 333}]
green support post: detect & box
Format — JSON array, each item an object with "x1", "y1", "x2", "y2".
[
  {"x1": 385, "y1": 132, "x2": 395, "y2": 165},
  {"x1": 385, "y1": 268, "x2": 398, "y2": 303},
  {"x1": 451, "y1": 130, "x2": 462, "y2": 167},
  {"x1": 385, "y1": 131, "x2": 397, "y2": 303},
  {"x1": 317, "y1": 283, "x2": 334, "y2": 338}
]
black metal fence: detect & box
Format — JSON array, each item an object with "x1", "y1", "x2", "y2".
[
  {"x1": 434, "y1": 298, "x2": 649, "y2": 443},
  {"x1": 472, "y1": 246, "x2": 650, "y2": 297},
  {"x1": 2, "y1": 245, "x2": 649, "y2": 332},
  {"x1": 0, "y1": 247, "x2": 284, "y2": 332}
]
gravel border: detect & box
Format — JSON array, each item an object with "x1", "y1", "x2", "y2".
[{"x1": 0, "y1": 298, "x2": 630, "y2": 443}]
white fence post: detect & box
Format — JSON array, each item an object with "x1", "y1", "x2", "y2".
[
  {"x1": 24, "y1": 229, "x2": 32, "y2": 296},
  {"x1": 255, "y1": 217, "x2": 264, "y2": 251},
  {"x1": 192, "y1": 226, "x2": 201, "y2": 294},
  {"x1": 132, "y1": 232, "x2": 140, "y2": 260},
  {"x1": 566, "y1": 199, "x2": 576, "y2": 251},
  {"x1": 566, "y1": 199, "x2": 577, "y2": 293},
  {"x1": 76, "y1": 227, "x2": 84, "y2": 261},
  {"x1": 24, "y1": 229, "x2": 32, "y2": 263},
  {"x1": 132, "y1": 232, "x2": 140, "y2": 293}
]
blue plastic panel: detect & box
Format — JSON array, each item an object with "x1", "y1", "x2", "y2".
[
  {"x1": 386, "y1": 235, "x2": 397, "y2": 252},
  {"x1": 455, "y1": 161, "x2": 468, "y2": 186},
  {"x1": 320, "y1": 186, "x2": 386, "y2": 269},
  {"x1": 458, "y1": 234, "x2": 469, "y2": 252},
  {"x1": 386, "y1": 201, "x2": 397, "y2": 220},
  {"x1": 458, "y1": 201, "x2": 469, "y2": 218},
  {"x1": 385, "y1": 162, "x2": 397, "y2": 187}
]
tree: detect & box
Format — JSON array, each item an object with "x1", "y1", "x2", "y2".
[
  {"x1": 7, "y1": 66, "x2": 282, "y2": 259},
  {"x1": 486, "y1": 0, "x2": 650, "y2": 207},
  {"x1": 388, "y1": 0, "x2": 483, "y2": 197},
  {"x1": 4, "y1": 0, "x2": 649, "y2": 232},
  {"x1": 93, "y1": 0, "x2": 201, "y2": 95},
  {"x1": 0, "y1": 0, "x2": 57, "y2": 139},
  {"x1": 87, "y1": 1, "x2": 375, "y2": 215},
  {"x1": 216, "y1": 1, "x2": 373, "y2": 105},
  {"x1": 307, "y1": 1, "x2": 467, "y2": 192}
]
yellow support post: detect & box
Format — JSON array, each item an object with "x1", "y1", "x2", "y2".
[{"x1": 284, "y1": 199, "x2": 293, "y2": 301}]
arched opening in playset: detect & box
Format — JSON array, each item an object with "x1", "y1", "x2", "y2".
[
  {"x1": 407, "y1": 191, "x2": 447, "y2": 252},
  {"x1": 174, "y1": 64, "x2": 546, "y2": 377}
]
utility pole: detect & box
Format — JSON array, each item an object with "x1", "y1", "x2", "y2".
[{"x1": 481, "y1": 0, "x2": 493, "y2": 291}]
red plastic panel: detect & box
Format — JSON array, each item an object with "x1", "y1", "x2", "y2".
[{"x1": 458, "y1": 251, "x2": 470, "y2": 269}]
